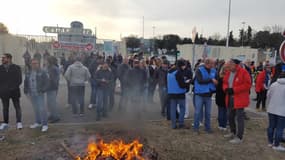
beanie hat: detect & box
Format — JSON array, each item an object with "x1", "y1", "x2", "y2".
[
  {"x1": 177, "y1": 60, "x2": 186, "y2": 68},
  {"x1": 230, "y1": 58, "x2": 241, "y2": 64}
]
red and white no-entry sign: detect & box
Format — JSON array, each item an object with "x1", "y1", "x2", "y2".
[
  {"x1": 52, "y1": 41, "x2": 60, "y2": 48},
  {"x1": 280, "y1": 41, "x2": 285, "y2": 63},
  {"x1": 85, "y1": 43, "x2": 93, "y2": 51}
]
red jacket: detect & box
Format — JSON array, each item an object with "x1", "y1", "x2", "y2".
[
  {"x1": 255, "y1": 70, "x2": 266, "y2": 93},
  {"x1": 223, "y1": 65, "x2": 251, "y2": 109}
]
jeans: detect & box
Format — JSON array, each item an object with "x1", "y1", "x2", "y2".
[
  {"x1": 194, "y1": 95, "x2": 212, "y2": 131},
  {"x1": 256, "y1": 90, "x2": 267, "y2": 109},
  {"x1": 185, "y1": 92, "x2": 191, "y2": 118},
  {"x1": 170, "y1": 98, "x2": 185, "y2": 129},
  {"x1": 1, "y1": 96, "x2": 22, "y2": 123},
  {"x1": 46, "y1": 90, "x2": 59, "y2": 120},
  {"x1": 193, "y1": 94, "x2": 203, "y2": 123},
  {"x1": 96, "y1": 88, "x2": 109, "y2": 120},
  {"x1": 218, "y1": 106, "x2": 227, "y2": 128},
  {"x1": 159, "y1": 87, "x2": 168, "y2": 116},
  {"x1": 30, "y1": 94, "x2": 47, "y2": 125},
  {"x1": 70, "y1": 86, "x2": 85, "y2": 114},
  {"x1": 229, "y1": 108, "x2": 244, "y2": 139},
  {"x1": 90, "y1": 80, "x2": 97, "y2": 105},
  {"x1": 67, "y1": 82, "x2": 72, "y2": 104},
  {"x1": 119, "y1": 83, "x2": 128, "y2": 109},
  {"x1": 109, "y1": 82, "x2": 115, "y2": 110},
  {"x1": 267, "y1": 113, "x2": 285, "y2": 146}
]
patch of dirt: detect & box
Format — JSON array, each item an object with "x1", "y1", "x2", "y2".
[{"x1": 0, "y1": 119, "x2": 283, "y2": 160}]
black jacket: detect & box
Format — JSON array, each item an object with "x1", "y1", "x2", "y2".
[
  {"x1": 126, "y1": 67, "x2": 146, "y2": 92},
  {"x1": 47, "y1": 65, "x2": 60, "y2": 91},
  {"x1": 156, "y1": 67, "x2": 168, "y2": 88},
  {"x1": 95, "y1": 68, "x2": 113, "y2": 89},
  {"x1": 117, "y1": 63, "x2": 129, "y2": 83},
  {"x1": 0, "y1": 64, "x2": 22, "y2": 98},
  {"x1": 215, "y1": 77, "x2": 226, "y2": 107}
]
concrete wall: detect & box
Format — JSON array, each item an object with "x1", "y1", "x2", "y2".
[
  {"x1": 177, "y1": 44, "x2": 261, "y2": 64},
  {"x1": 0, "y1": 34, "x2": 28, "y2": 66}
]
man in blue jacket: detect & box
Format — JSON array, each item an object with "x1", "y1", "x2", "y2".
[
  {"x1": 193, "y1": 58, "x2": 217, "y2": 133},
  {"x1": 167, "y1": 60, "x2": 190, "y2": 129}
]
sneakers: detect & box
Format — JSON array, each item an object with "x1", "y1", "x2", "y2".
[
  {"x1": 41, "y1": 125, "x2": 48, "y2": 132},
  {"x1": 88, "y1": 104, "x2": 93, "y2": 109},
  {"x1": 30, "y1": 123, "x2": 41, "y2": 129},
  {"x1": 224, "y1": 133, "x2": 234, "y2": 138},
  {"x1": 272, "y1": 145, "x2": 285, "y2": 151},
  {"x1": 0, "y1": 123, "x2": 8, "y2": 130},
  {"x1": 191, "y1": 122, "x2": 203, "y2": 127},
  {"x1": 268, "y1": 144, "x2": 273, "y2": 148},
  {"x1": 229, "y1": 137, "x2": 243, "y2": 144},
  {"x1": 218, "y1": 126, "x2": 227, "y2": 131},
  {"x1": 16, "y1": 122, "x2": 23, "y2": 129}
]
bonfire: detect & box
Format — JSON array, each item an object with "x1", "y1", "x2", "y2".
[{"x1": 75, "y1": 139, "x2": 145, "y2": 160}]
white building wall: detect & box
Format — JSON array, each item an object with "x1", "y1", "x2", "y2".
[{"x1": 177, "y1": 44, "x2": 260, "y2": 64}]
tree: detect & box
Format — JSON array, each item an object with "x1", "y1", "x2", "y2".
[
  {"x1": 125, "y1": 36, "x2": 141, "y2": 52},
  {"x1": 269, "y1": 33, "x2": 283, "y2": 49},
  {"x1": 181, "y1": 38, "x2": 192, "y2": 44},
  {"x1": 250, "y1": 31, "x2": 271, "y2": 49},
  {"x1": 0, "y1": 23, "x2": 8, "y2": 34},
  {"x1": 239, "y1": 29, "x2": 247, "y2": 46},
  {"x1": 229, "y1": 31, "x2": 235, "y2": 46},
  {"x1": 162, "y1": 34, "x2": 181, "y2": 50},
  {"x1": 155, "y1": 39, "x2": 164, "y2": 49},
  {"x1": 246, "y1": 26, "x2": 253, "y2": 46}
]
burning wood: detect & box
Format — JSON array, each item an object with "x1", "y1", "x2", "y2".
[{"x1": 75, "y1": 139, "x2": 145, "y2": 160}]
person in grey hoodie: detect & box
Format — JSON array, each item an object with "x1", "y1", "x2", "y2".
[
  {"x1": 64, "y1": 56, "x2": 91, "y2": 116},
  {"x1": 267, "y1": 69, "x2": 285, "y2": 151}
]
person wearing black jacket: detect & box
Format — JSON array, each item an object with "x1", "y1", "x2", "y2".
[
  {"x1": 156, "y1": 60, "x2": 169, "y2": 117},
  {"x1": 46, "y1": 56, "x2": 60, "y2": 123},
  {"x1": 167, "y1": 60, "x2": 190, "y2": 129},
  {"x1": 0, "y1": 53, "x2": 23, "y2": 130},
  {"x1": 126, "y1": 59, "x2": 146, "y2": 106},
  {"x1": 95, "y1": 62, "x2": 113, "y2": 121},
  {"x1": 215, "y1": 63, "x2": 228, "y2": 131},
  {"x1": 117, "y1": 57, "x2": 130, "y2": 109}
]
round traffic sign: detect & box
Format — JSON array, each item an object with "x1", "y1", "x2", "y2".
[
  {"x1": 85, "y1": 43, "x2": 93, "y2": 51},
  {"x1": 279, "y1": 41, "x2": 285, "y2": 63},
  {"x1": 52, "y1": 41, "x2": 60, "y2": 48}
]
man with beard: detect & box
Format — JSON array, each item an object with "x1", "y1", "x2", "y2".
[{"x1": 0, "y1": 53, "x2": 23, "y2": 130}]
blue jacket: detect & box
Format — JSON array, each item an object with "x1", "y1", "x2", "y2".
[
  {"x1": 167, "y1": 70, "x2": 186, "y2": 94},
  {"x1": 194, "y1": 66, "x2": 216, "y2": 94}
]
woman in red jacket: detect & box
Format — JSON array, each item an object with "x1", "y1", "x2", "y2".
[
  {"x1": 255, "y1": 64, "x2": 271, "y2": 111},
  {"x1": 223, "y1": 59, "x2": 252, "y2": 144}
]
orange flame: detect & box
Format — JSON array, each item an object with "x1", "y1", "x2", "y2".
[{"x1": 76, "y1": 139, "x2": 145, "y2": 160}]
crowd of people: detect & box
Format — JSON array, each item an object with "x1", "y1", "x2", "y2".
[{"x1": 1, "y1": 50, "x2": 285, "y2": 151}]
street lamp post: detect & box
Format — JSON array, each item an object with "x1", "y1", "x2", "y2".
[
  {"x1": 226, "y1": 0, "x2": 232, "y2": 48},
  {"x1": 152, "y1": 26, "x2": 156, "y2": 55},
  {"x1": 241, "y1": 21, "x2": 246, "y2": 47}
]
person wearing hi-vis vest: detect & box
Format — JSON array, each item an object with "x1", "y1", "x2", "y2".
[
  {"x1": 167, "y1": 60, "x2": 190, "y2": 129},
  {"x1": 193, "y1": 58, "x2": 217, "y2": 134}
]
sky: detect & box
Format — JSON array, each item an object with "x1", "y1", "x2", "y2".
[{"x1": 0, "y1": 0, "x2": 284, "y2": 40}]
